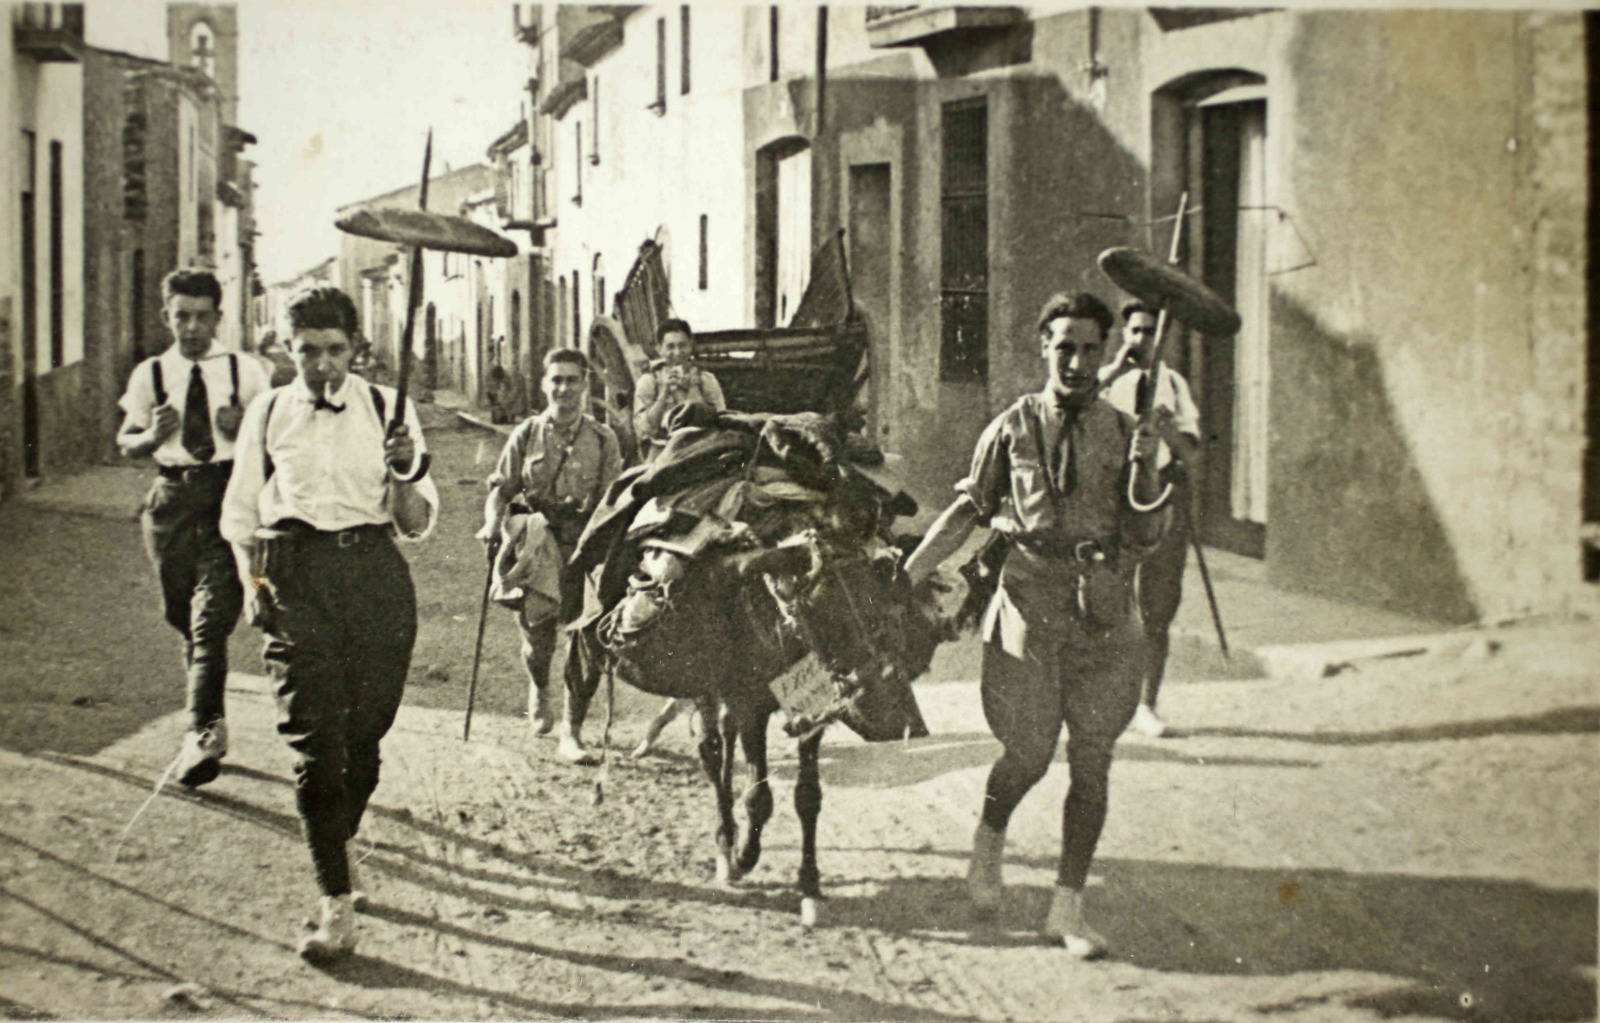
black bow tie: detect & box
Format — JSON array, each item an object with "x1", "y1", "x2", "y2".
[{"x1": 312, "y1": 396, "x2": 345, "y2": 414}]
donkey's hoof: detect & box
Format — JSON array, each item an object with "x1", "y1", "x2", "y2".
[
  {"x1": 799, "y1": 897, "x2": 822, "y2": 929},
  {"x1": 714, "y1": 853, "x2": 738, "y2": 887}
]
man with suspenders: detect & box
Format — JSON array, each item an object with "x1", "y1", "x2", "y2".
[
  {"x1": 221, "y1": 286, "x2": 437, "y2": 960},
  {"x1": 117, "y1": 269, "x2": 270, "y2": 788}
]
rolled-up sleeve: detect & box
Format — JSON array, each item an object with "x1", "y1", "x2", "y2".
[
  {"x1": 117, "y1": 361, "x2": 156, "y2": 427},
  {"x1": 953, "y1": 413, "x2": 1010, "y2": 523},
  {"x1": 487, "y1": 420, "x2": 532, "y2": 496}
]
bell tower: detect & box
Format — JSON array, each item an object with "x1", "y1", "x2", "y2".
[{"x1": 167, "y1": 4, "x2": 238, "y2": 125}]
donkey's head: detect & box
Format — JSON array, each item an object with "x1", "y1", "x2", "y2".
[{"x1": 737, "y1": 528, "x2": 942, "y2": 741}]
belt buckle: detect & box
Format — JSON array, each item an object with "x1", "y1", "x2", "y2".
[
  {"x1": 1074, "y1": 540, "x2": 1104, "y2": 563},
  {"x1": 336, "y1": 529, "x2": 361, "y2": 549}
]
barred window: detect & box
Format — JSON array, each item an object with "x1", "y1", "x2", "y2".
[{"x1": 940, "y1": 97, "x2": 988, "y2": 382}]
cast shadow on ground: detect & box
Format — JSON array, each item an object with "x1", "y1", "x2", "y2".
[
  {"x1": 824, "y1": 859, "x2": 1596, "y2": 1023},
  {"x1": 779, "y1": 732, "x2": 1318, "y2": 790},
  {"x1": 1174, "y1": 705, "x2": 1600, "y2": 746},
  {"x1": 0, "y1": 939, "x2": 388, "y2": 1019},
  {"x1": 337, "y1": 905, "x2": 973, "y2": 1022},
  {"x1": 41, "y1": 753, "x2": 817, "y2": 923}
]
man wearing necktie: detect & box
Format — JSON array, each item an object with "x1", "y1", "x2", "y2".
[
  {"x1": 221, "y1": 286, "x2": 437, "y2": 962},
  {"x1": 905, "y1": 292, "x2": 1168, "y2": 958},
  {"x1": 117, "y1": 270, "x2": 270, "y2": 789},
  {"x1": 1102, "y1": 302, "x2": 1202, "y2": 739}
]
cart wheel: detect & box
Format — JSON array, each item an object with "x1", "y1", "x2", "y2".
[{"x1": 587, "y1": 316, "x2": 646, "y2": 466}]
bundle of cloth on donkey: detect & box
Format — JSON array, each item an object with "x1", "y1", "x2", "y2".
[{"x1": 566, "y1": 404, "x2": 949, "y2": 922}]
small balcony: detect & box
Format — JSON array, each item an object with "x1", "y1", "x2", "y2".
[
  {"x1": 865, "y1": 5, "x2": 1025, "y2": 49},
  {"x1": 13, "y1": 3, "x2": 85, "y2": 62}
]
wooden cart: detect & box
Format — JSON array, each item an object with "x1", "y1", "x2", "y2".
[{"x1": 587, "y1": 231, "x2": 867, "y2": 464}]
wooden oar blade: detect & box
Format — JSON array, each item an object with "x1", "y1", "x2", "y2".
[
  {"x1": 336, "y1": 207, "x2": 518, "y2": 258},
  {"x1": 1098, "y1": 246, "x2": 1242, "y2": 336}
]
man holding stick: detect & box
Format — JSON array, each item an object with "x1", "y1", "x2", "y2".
[
  {"x1": 478, "y1": 348, "x2": 620, "y2": 764},
  {"x1": 905, "y1": 292, "x2": 1168, "y2": 958},
  {"x1": 221, "y1": 286, "x2": 437, "y2": 961},
  {"x1": 1102, "y1": 301, "x2": 1201, "y2": 738}
]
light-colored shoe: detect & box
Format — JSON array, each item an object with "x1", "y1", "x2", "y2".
[
  {"x1": 967, "y1": 823, "x2": 1006, "y2": 913},
  {"x1": 298, "y1": 894, "x2": 357, "y2": 963},
  {"x1": 530, "y1": 689, "x2": 556, "y2": 736},
  {"x1": 1130, "y1": 704, "x2": 1168, "y2": 738},
  {"x1": 556, "y1": 723, "x2": 600, "y2": 766},
  {"x1": 347, "y1": 842, "x2": 369, "y2": 912},
  {"x1": 1043, "y1": 886, "x2": 1107, "y2": 959},
  {"x1": 175, "y1": 720, "x2": 229, "y2": 789}
]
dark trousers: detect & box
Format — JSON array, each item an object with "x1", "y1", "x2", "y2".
[
  {"x1": 979, "y1": 623, "x2": 1143, "y2": 890},
  {"x1": 140, "y1": 469, "x2": 243, "y2": 732},
  {"x1": 258, "y1": 528, "x2": 417, "y2": 897},
  {"x1": 1135, "y1": 504, "x2": 1190, "y2": 709}
]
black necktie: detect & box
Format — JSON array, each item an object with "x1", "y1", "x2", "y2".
[
  {"x1": 181, "y1": 365, "x2": 216, "y2": 463},
  {"x1": 312, "y1": 396, "x2": 345, "y2": 414},
  {"x1": 1049, "y1": 399, "x2": 1082, "y2": 496}
]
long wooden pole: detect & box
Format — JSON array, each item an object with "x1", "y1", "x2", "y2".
[{"x1": 391, "y1": 131, "x2": 433, "y2": 435}]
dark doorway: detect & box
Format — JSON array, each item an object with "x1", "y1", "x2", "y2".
[
  {"x1": 848, "y1": 163, "x2": 892, "y2": 444},
  {"x1": 20, "y1": 129, "x2": 39, "y2": 478},
  {"x1": 1585, "y1": 12, "x2": 1600, "y2": 582},
  {"x1": 1189, "y1": 92, "x2": 1269, "y2": 558}
]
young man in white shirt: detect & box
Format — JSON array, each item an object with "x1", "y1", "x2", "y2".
[
  {"x1": 1101, "y1": 301, "x2": 1202, "y2": 738},
  {"x1": 117, "y1": 269, "x2": 270, "y2": 788},
  {"x1": 221, "y1": 286, "x2": 437, "y2": 962}
]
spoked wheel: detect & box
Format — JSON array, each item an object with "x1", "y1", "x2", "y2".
[{"x1": 586, "y1": 315, "x2": 649, "y2": 466}]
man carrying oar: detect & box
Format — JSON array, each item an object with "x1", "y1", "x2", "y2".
[
  {"x1": 905, "y1": 292, "x2": 1169, "y2": 958},
  {"x1": 221, "y1": 287, "x2": 438, "y2": 961}
]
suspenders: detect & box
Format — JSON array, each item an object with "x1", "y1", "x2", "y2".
[
  {"x1": 261, "y1": 383, "x2": 388, "y2": 482},
  {"x1": 149, "y1": 354, "x2": 239, "y2": 407}
]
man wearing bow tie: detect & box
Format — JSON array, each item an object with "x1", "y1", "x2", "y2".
[
  {"x1": 220, "y1": 286, "x2": 438, "y2": 962},
  {"x1": 117, "y1": 270, "x2": 270, "y2": 789},
  {"x1": 904, "y1": 292, "x2": 1168, "y2": 958}
]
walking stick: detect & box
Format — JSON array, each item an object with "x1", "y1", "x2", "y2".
[
  {"x1": 1184, "y1": 501, "x2": 1230, "y2": 658},
  {"x1": 463, "y1": 543, "x2": 499, "y2": 742}
]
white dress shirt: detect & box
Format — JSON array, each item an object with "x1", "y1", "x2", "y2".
[
  {"x1": 117, "y1": 343, "x2": 272, "y2": 466},
  {"x1": 220, "y1": 374, "x2": 440, "y2": 544},
  {"x1": 1103, "y1": 364, "x2": 1201, "y2": 470}
]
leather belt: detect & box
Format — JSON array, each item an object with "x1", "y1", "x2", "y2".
[
  {"x1": 157, "y1": 461, "x2": 233, "y2": 482},
  {"x1": 267, "y1": 519, "x2": 393, "y2": 549}
]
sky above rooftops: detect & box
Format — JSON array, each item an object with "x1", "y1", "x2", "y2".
[{"x1": 88, "y1": 0, "x2": 530, "y2": 284}]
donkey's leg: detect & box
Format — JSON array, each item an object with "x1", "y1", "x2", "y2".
[
  {"x1": 794, "y1": 730, "x2": 824, "y2": 926},
  {"x1": 734, "y1": 709, "x2": 774, "y2": 877},
  {"x1": 693, "y1": 698, "x2": 735, "y2": 885},
  {"x1": 710, "y1": 703, "x2": 740, "y2": 886}
]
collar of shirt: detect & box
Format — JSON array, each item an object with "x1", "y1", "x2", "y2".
[
  {"x1": 537, "y1": 409, "x2": 588, "y2": 443},
  {"x1": 160, "y1": 342, "x2": 225, "y2": 372},
  {"x1": 1038, "y1": 386, "x2": 1093, "y2": 422},
  {"x1": 289, "y1": 375, "x2": 356, "y2": 408}
]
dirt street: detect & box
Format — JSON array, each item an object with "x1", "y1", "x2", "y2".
[{"x1": 0, "y1": 405, "x2": 1594, "y2": 1022}]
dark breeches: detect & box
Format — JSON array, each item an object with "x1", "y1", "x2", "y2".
[
  {"x1": 260, "y1": 531, "x2": 416, "y2": 897},
  {"x1": 1136, "y1": 508, "x2": 1189, "y2": 708},
  {"x1": 140, "y1": 471, "x2": 243, "y2": 731},
  {"x1": 979, "y1": 627, "x2": 1142, "y2": 889}
]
